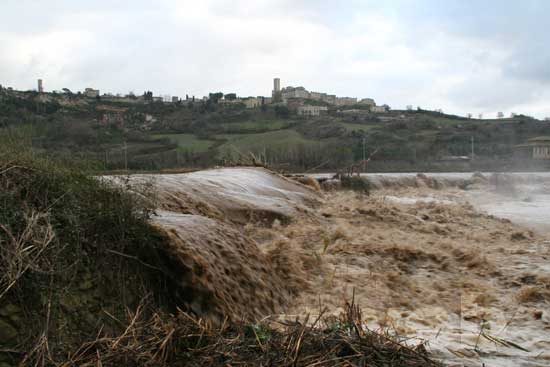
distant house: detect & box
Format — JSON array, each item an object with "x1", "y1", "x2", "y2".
[
  {"x1": 370, "y1": 105, "x2": 388, "y2": 113},
  {"x1": 297, "y1": 105, "x2": 328, "y2": 117},
  {"x1": 359, "y1": 98, "x2": 375, "y2": 106},
  {"x1": 281, "y1": 86, "x2": 309, "y2": 102},
  {"x1": 243, "y1": 98, "x2": 260, "y2": 109},
  {"x1": 515, "y1": 136, "x2": 550, "y2": 160},
  {"x1": 309, "y1": 91, "x2": 323, "y2": 100},
  {"x1": 322, "y1": 94, "x2": 336, "y2": 104},
  {"x1": 335, "y1": 97, "x2": 357, "y2": 106},
  {"x1": 84, "y1": 88, "x2": 100, "y2": 98},
  {"x1": 218, "y1": 98, "x2": 243, "y2": 105},
  {"x1": 172, "y1": 96, "x2": 179, "y2": 103},
  {"x1": 340, "y1": 109, "x2": 369, "y2": 115}
]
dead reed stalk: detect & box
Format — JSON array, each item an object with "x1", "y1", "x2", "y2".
[{"x1": 51, "y1": 298, "x2": 442, "y2": 367}]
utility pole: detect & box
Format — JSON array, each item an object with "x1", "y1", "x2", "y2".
[
  {"x1": 413, "y1": 133, "x2": 417, "y2": 162},
  {"x1": 123, "y1": 141, "x2": 128, "y2": 171},
  {"x1": 362, "y1": 137, "x2": 366, "y2": 173}
]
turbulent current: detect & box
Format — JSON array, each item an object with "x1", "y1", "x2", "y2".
[{"x1": 111, "y1": 169, "x2": 550, "y2": 367}]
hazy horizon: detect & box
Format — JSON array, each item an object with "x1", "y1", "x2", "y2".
[{"x1": 1, "y1": 0, "x2": 549, "y2": 119}]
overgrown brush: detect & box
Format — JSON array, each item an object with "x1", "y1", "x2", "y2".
[
  {"x1": 0, "y1": 137, "x2": 180, "y2": 365},
  {"x1": 58, "y1": 297, "x2": 442, "y2": 367}
]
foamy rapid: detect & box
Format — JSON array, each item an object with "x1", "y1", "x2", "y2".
[{"x1": 107, "y1": 168, "x2": 319, "y2": 322}]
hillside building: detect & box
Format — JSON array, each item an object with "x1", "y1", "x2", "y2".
[
  {"x1": 359, "y1": 98, "x2": 375, "y2": 106},
  {"x1": 37, "y1": 79, "x2": 44, "y2": 93},
  {"x1": 84, "y1": 88, "x2": 100, "y2": 98},
  {"x1": 309, "y1": 91, "x2": 323, "y2": 100},
  {"x1": 370, "y1": 105, "x2": 388, "y2": 113},
  {"x1": 335, "y1": 97, "x2": 357, "y2": 106},
  {"x1": 533, "y1": 141, "x2": 550, "y2": 159},
  {"x1": 281, "y1": 86, "x2": 309, "y2": 101},
  {"x1": 297, "y1": 105, "x2": 328, "y2": 117},
  {"x1": 515, "y1": 137, "x2": 550, "y2": 160},
  {"x1": 261, "y1": 96, "x2": 272, "y2": 105},
  {"x1": 322, "y1": 94, "x2": 337, "y2": 104},
  {"x1": 243, "y1": 97, "x2": 260, "y2": 109}
]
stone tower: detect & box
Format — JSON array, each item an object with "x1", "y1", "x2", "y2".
[
  {"x1": 273, "y1": 78, "x2": 280, "y2": 93},
  {"x1": 272, "y1": 78, "x2": 281, "y2": 102}
]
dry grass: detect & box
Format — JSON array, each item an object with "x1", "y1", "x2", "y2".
[
  {"x1": 0, "y1": 211, "x2": 55, "y2": 300},
  {"x1": 44, "y1": 298, "x2": 442, "y2": 367}
]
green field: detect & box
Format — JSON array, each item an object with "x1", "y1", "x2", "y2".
[
  {"x1": 151, "y1": 133, "x2": 216, "y2": 152},
  {"x1": 219, "y1": 119, "x2": 291, "y2": 132},
  {"x1": 215, "y1": 129, "x2": 325, "y2": 157},
  {"x1": 337, "y1": 121, "x2": 379, "y2": 132}
]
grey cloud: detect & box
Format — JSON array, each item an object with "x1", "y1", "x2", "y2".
[{"x1": 1, "y1": 0, "x2": 549, "y2": 118}]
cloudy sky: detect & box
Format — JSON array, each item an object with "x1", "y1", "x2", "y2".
[{"x1": 1, "y1": 0, "x2": 549, "y2": 118}]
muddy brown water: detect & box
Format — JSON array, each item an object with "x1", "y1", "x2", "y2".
[{"x1": 112, "y1": 169, "x2": 550, "y2": 367}]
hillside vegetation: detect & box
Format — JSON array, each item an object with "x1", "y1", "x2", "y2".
[{"x1": 1, "y1": 88, "x2": 549, "y2": 172}]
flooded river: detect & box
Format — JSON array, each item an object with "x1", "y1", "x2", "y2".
[
  {"x1": 118, "y1": 169, "x2": 550, "y2": 366},
  {"x1": 304, "y1": 172, "x2": 550, "y2": 366}
]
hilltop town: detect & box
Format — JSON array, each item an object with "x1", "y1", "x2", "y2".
[
  {"x1": 1, "y1": 78, "x2": 549, "y2": 172},
  {"x1": 10, "y1": 77, "x2": 387, "y2": 115}
]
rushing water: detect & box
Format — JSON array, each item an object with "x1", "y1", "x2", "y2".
[
  {"x1": 314, "y1": 172, "x2": 550, "y2": 234},
  {"x1": 308, "y1": 172, "x2": 550, "y2": 366},
  {"x1": 122, "y1": 169, "x2": 550, "y2": 367}
]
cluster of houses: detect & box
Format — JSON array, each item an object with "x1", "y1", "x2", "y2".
[
  {"x1": 214, "y1": 78, "x2": 386, "y2": 116},
  {"x1": 26, "y1": 78, "x2": 387, "y2": 117},
  {"x1": 272, "y1": 78, "x2": 386, "y2": 116},
  {"x1": 277, "y1": 85, "x2": 374, "y2": 107}
]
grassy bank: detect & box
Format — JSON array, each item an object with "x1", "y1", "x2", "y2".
[{"x1": 0, "y1": 136, "x2": 183, "y2": 365}]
